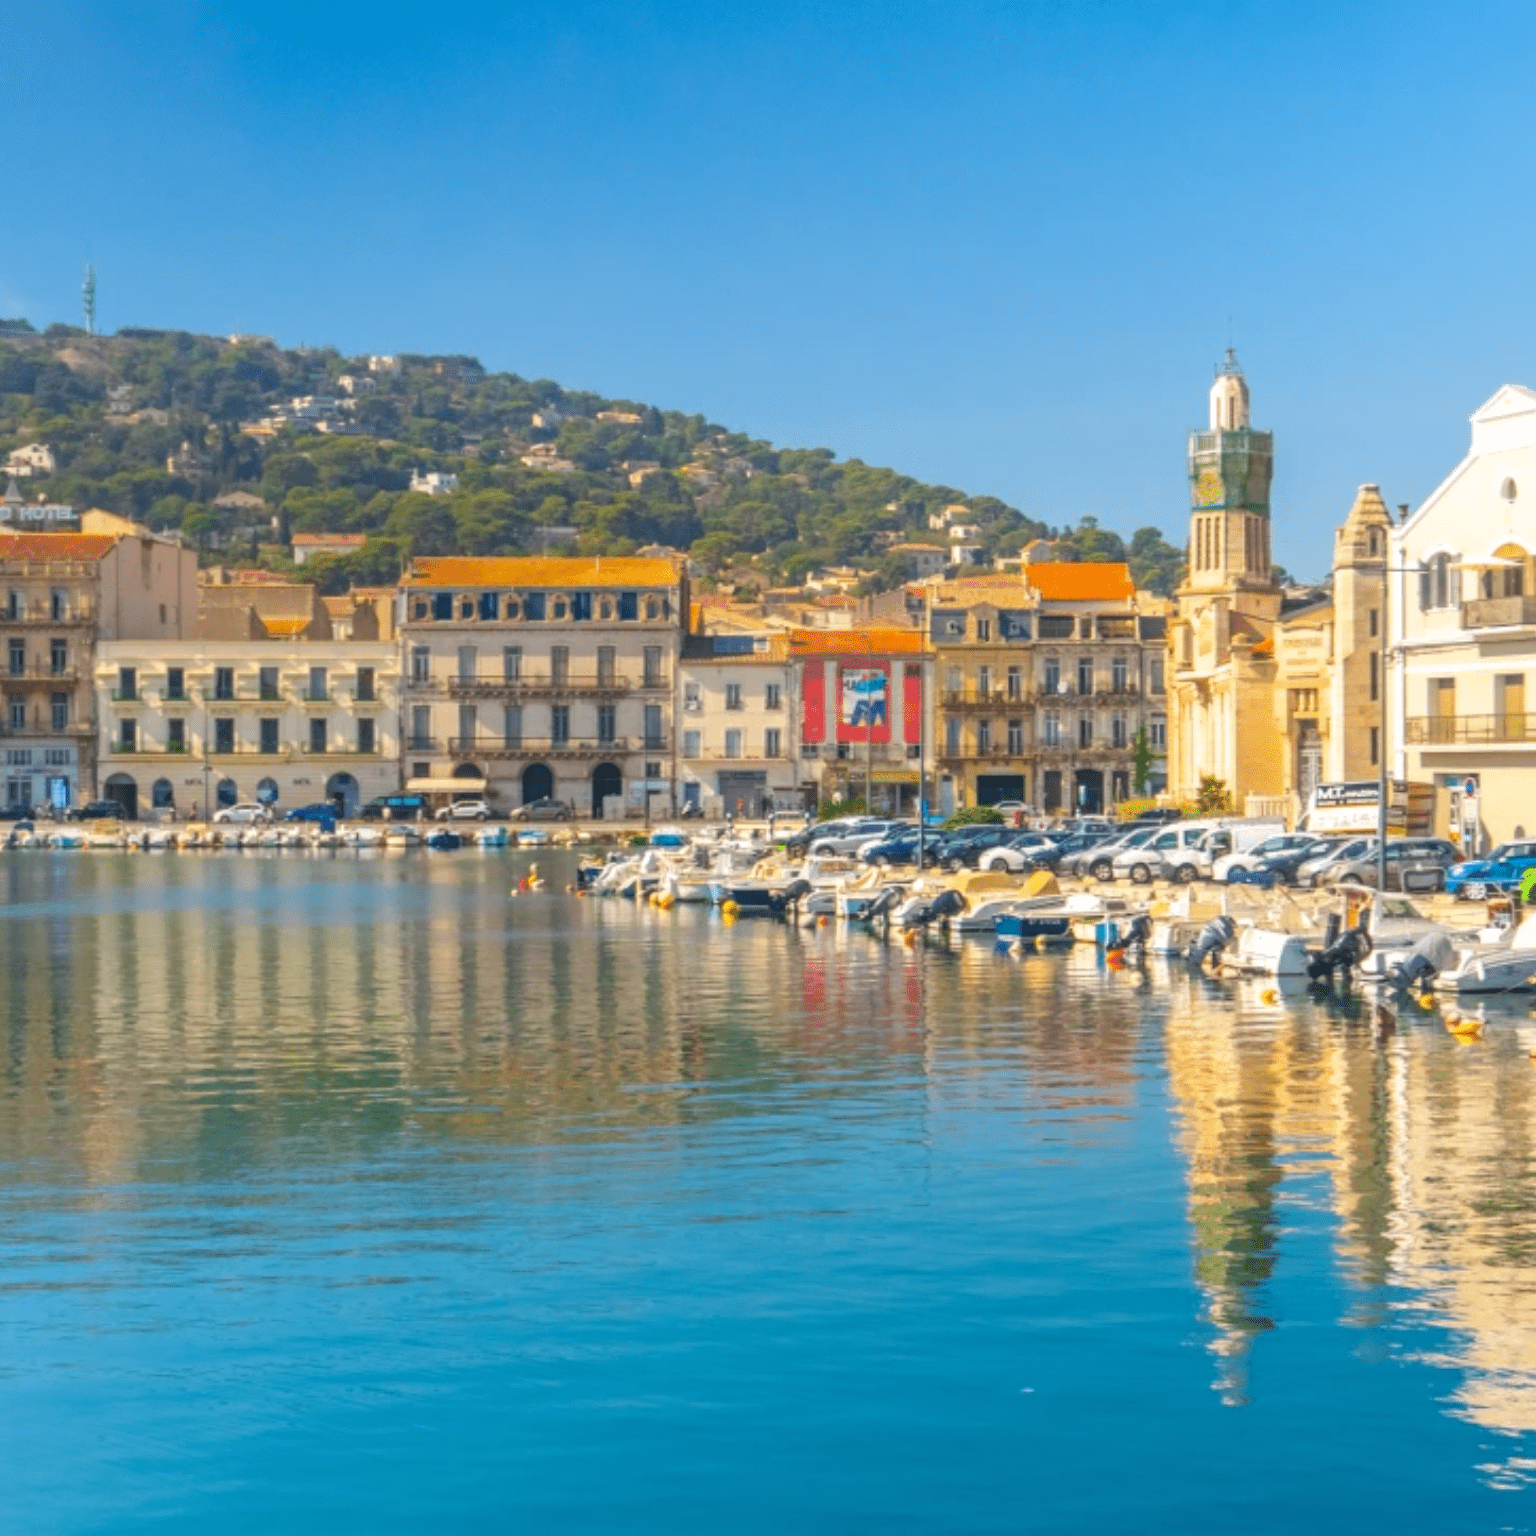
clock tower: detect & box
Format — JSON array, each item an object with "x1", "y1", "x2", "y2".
[{"x1": 1186, "y1": 349, "x2": 1275, "y2": 592}]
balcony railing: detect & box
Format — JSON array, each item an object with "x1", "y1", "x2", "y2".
[
  {"x1": 0, "y1": 720, "x2": 89, "y2": 739},
  {"x1": 942, "y1": 689, "x2": 1035, "y2": 711},
  {"x1": 405, "y1": 736, "x2": 439, "y2": 751},
  {"x1": 686, "y1": 748, "x2": 788, "y2": 761},
  {"x1": 1406, "y1": 713, "x2": 1536, "y2": 745},
  {"x1": 0, "y1": 603, "x2": 97, "y2": 626},
  {"x1": 3, "y1": 664, "x2": 80, "y2": 684},
  {"x1": 1463, "y1": 595, "x2": 1536, "y2": 629},
  {"x1": 448, "y1": 735, "x2": 668, "y2": 759},
  {"x1": 444, "y1": 672, "x2": 649, "y2": 699}
]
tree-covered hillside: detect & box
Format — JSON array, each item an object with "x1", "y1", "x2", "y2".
[{"x1": 0, "y1": 322, "x2": 1186, "y2": 595}]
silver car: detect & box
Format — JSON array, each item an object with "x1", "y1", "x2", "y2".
[{"x1": 1293, "y1": 836, "x2": 1374, "y2": 888}]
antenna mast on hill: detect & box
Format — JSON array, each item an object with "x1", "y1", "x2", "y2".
[{"x1": 82, "y1": 263, "x2": 97, "y2": 336}]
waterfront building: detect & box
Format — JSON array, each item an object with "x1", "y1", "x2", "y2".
[
  {"x1": 1393, "y1": 384, "x2": 1536, "y2": 848},
  {"x1": 677, "y1": 631, "x2": 799, "y2": 818},
  {"x1": 788, "y1": 626, "x2": 929, "y2": 814},
  {"x1": 398, "y1": 555, "x2": 686, "y2": 816},
  {"x1": 0, "y1": 527, "x2": 195, "y2": 811},
  {"x1": 93, "y1": 584, "x2": 400, "y2": 819},
  {"x1": 927, "y1": 563, "x2": 1167, "y2": 814}
]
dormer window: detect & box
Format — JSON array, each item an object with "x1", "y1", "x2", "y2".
[
  {"x1": 976, "y1": 618, "x2": 991, "y2": 641},
  {"x1": 505, "y1": 597, "x2": 521, "y2": 620}
]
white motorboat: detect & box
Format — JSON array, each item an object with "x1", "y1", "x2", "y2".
[
  {"x1": 343, "y1": 824, "x2": 385, "y2": 849},
  {"x1": 476, "y1": 826, "x2": 510, "y2": 848},
  {"x1": 1423, "y1": 913, "x2": 1536, "y2": 995},
  {"x1": 384, "y1": 826, "x2": 422, "y2": 848}
]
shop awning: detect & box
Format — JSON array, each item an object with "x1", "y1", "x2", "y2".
[{"x1": 406, "y1": 776, "x2": 487, "y2": 794}]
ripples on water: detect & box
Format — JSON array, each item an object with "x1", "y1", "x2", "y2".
[{"x1": 2, "y1": 852, "x2": 1536, "y2": 1531}]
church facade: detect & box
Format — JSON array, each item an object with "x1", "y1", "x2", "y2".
[{"x1": 1167, "y1": 354, "x2": 1385, "y2": 817}]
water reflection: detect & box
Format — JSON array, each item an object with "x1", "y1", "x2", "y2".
[{"x1": 4, "y1": 853, "x2": 1536, "y2": 1514}]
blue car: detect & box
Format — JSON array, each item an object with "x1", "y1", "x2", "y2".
[
  {"x1": 284, "y1": 802, "x2": 338, "y2": 833},
  {"x1": 1445, "y1": 841, "x2": 1536, "y2": 900}
]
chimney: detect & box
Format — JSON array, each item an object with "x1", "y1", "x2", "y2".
[{"x1": 1397, "y1": 503, "x2": 1409, "y2": 522}]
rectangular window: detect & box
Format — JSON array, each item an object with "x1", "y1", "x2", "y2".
[
  {"x1": 168, "y1": 718, "x2": 185, "y2": 752},
  {"x1": 503, "y1": 646, "x2": 522, "y2": 682},
  {"x1": 1369, "y1": 607, "x2": 1379, "y2": 638},
  {"x1": 460, "y1": 596, "x2": 476, "y2": 620},
  {"x1": 309, "y1": 718, "x2": 327, "y2": 754},
  {"x1": 643, "y1": 646, "x2": 663, "y2": 688},
  {"x1": 945, "y1": 717, "x2": 961, "y2": 754},
  {"x1": 1077, "y1": 658, "x2": 1093, "y2": 695},
  {"x1": 50, "y1": 589, "x2": 64, "y2": 621},
  {"x1": 1008, "y1": 719, "x2": 1024, "y2": 754},
  {"x1": 259, "y1": 665, "x2": 280, "y2": 701},
  {"x1": 214, "y1": 717, "x2": 235, "y2": 754},
  {"x1": 619, "y1": 591, "x2": 638, "y2": 622},
  {"x1": 551, "y1": 704, "x2": 570, "y2": 746},
  {"x1": 50, "y1": 639, "x2": 66, "y2": 675},
  {"x1": 356, "y1": 667, "x2": 375, "y2": 702},
  {"x1": 50, "y1": 693, "x2": 66, "y2": 731},
  {"x1": 597, "y1": 703, "x2": 616, "y2": 744},
  {"x1": 765, "y1": 727, "x2": 782, "y2": 758},
  {"x1": 309, "y1": 665, "x2": 327, "y2": 701},
  {"x1": 504, "y1": 705, "x2": 522, "y2": 749},
  {"x1": 1111, "y1": 714, "x2": 1127, "y2": 748},
  {"x1": 432, "y1": 592, "x2": 453, "y2": 621},
  {"x1": 725, "y1": 682, "x2": 743, "y2": 710},
  {"x1": 119, "y1": 717, "x2": 136, "y2": 750},
  {"x1": 1007, "y1": 666, "x2": 1022, "y2": 701},
  {"x1": 259, "y1": 718, "x2": 279, "y2": 754},
  {"x1": 571, "y1": 592, "x2": 592, "y2": 622},
  {"x1": 410, "y1": 646, "x2": 430, "y2": 684},
  {"x1": 5, "y1": 591, "x2": 19, "y2": 620},
  {"x1": 118, "y1": 665, "x2": 136, "y2": 700},
  {"x1": 478, "y1": 591, "x2": 499, "y2": 621},
  {"x1": 644, "y1": 703, "x2": 663, "y2": 750},
  {"x1": 456, "y1": 647, "x2": 476, "y2": 682},
  {"x1": 8, "y1": 700, "x2": 23, "y2": 730},
  {"x1": 358, "y1": 718, "x2": 375, "y2": 754},
  {"x1": 213, "y1": 666, "x2": 234, "y2": 702},
  {"x1": 1369, "y1": 651, "x2": 1379, "y2": 701},
  {"x1": 765, "y1": 683, "x2": 782, "y2": 710},
  {"x1": 458, "y1": 704, "x2": 477, "y2": 745},
  {"x1": 524, "y1": 592, "x2": 546, "y2": 622},
  {"x1": 1078, "y1": 715, "x2": 1093, "y2": 748},
  {"x1": 1370, "y1": 725, "x2": 1379, "y2": 765},
  {"x1": 1042, "y1": 711, "x2": 1059, "y2": 747},
  {"x1": 724, "y1": 728, "x2": 743, "y2": 759},
  {"x1": 550, "y1": 646, "x2": 569, "y2": 686},
  {"x1": 976, "y1": 720, "x2": 992, "y2": 753},
  {"x1": 7, "y1": 639, "x2": 21, "y2": 675},
  {"x1": 978, "y1": 665, "x2": 991, "y2": 696},
  {"x1": 1112, "y1": 657, "x2": 1128, "y2": 692},
  {"x1": 410, "y1": 704, "x2": 431, "y2": 749},
  {"x1": 1043, "y1": 658, "x2": 1060, "y2": 694},
  {"x1": 1150, "y1": 717, "x2": 1166, "y2": 748},
  {"x1": 166, "y1": 666, "x2": 185, "y2": 701},
  {"x1": 597, "y1": 645, "x2": 616, "y2": 686},
  {"x1": 1150, "y1": 658, "x2": 1164, "y2": 694},
  {"x1": 976, "y1": 618, "x2": 991, "y2": 641},
  {"x1": 684, "y1": 729, "x2": 701, "y2": 758}
]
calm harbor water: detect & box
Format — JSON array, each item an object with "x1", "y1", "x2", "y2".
[{"x1": 2, "y1": 852, "x2": 1535, "y2": 1531}]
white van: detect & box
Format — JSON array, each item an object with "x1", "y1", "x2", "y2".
[{"x1": 1113, "y1": 818, "x2": 1287, "y2": 885}]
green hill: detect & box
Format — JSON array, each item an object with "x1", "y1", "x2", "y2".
[{"x1": 0, "y1": 322, "x2": 1185, "y2": 596}]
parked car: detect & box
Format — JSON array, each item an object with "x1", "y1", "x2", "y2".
[
  {"x1": 436, "y1": 798, "x2": 493, "y2": 821},
  {"x1": 360, "y1": 794, "x2": 428, "y2": 821},
  {"x1": 1320, "y1": 838, "x2": 1460, "y2": 893},
  {"x1": 1211, "y1": 832, "x2": 1319, "y2": 883},
  {"x1": 1129, "y1": 807, "x2": 1183, "y2": 825},
  {"x1": 1112, "y1": 821, "x2": 1225, "y2": 884},
  {"x1": 1446, "y1": 841, "x2": 1536, "y2": 900},
  {"x1": 785, "y1": 817, "x2": 870, "y2": 856},
  {"x1": 1250, "y1": 837, "x2": 1346, "y2": 887},
  {"x1": 860, "y1": 831, "x2": 932, "y2": 867},
  {"x1": 285, "y1": 802, "x2": 338, "y2": 829},
  {"x1": 937, "y1": 825, "x2": 1037, "y2": 871},
  {"x1": 976, "y1": 832, "x2": 1062, "y2": 873},
  {"x1": 69, "y1": 799, "x2": 126, "y2": 822},
  {"x1": 1064, "y1": 824, "x2": 1160, "y2": 881},
  {"x1": 509, "y1": 796, "x2": 574, "y2": 822},
  {"x1": 808, "y1": 819, "x2": 907, "y2": 856},
  {"x1": 989, "y1": 800, "x2": 1029, "y2": 826},
  {"x1": 1143, "y1": 818, "x2": 1288, "y2": 883},
  {"x1": 213, "y1": 802, "x2": 273, "y2": 825}
]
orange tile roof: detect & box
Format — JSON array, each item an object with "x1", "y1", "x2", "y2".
[
  {"x1": 406, "y1": 555, "x2": 678, "y2": 588},
  {"x1": 1025, "y1": 561, "x2": 1134, "y2": 601},
  {"x1": 0, "y1": 532, "x2": 118, "y2": 561},
  {"x1": 787, "y1": 626, "x2": 926, "y2": 657}
]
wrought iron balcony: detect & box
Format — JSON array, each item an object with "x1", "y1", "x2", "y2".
[
  {"x1": 447, "y1": 734, "x2": 666, "y2": 760},
  {"x1": 1406, "y1": 713, "x2": 1536, "y2": 745}
]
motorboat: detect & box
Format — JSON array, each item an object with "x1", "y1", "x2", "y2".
[
  {"x1": 1409, "y1": 912, "x2": 1536, "y2": 995},
  {"x1": 342, "y1": 824, "x2": 384, "y2": 849},
  {"x1": 649, "y1": 824, "x2": 688, "y2": 848},
  {"x1": 46, "y1": 830, "x2": 85, "y2": 850},
  {"x1": 515, "y1": 827, "x2": 551, "y2": 847},
  {"x1": 476, "y1": 825, "x2": 510, "y2": 849},
  {"x1": 425, "y1": 828, "x2": 463, "y2": 851},
  {"x1": 384, "y1": 826, "x2": 422, "y2": 848}
]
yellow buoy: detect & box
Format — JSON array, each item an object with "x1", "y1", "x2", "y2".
[
  {"x1": 1035, "y1": 935, "x2": 1050, "y2": 952},
  {"x1": 657, "y1": 892, "x2": 675, "y2": 911},
  {"x1": 903, "y1": 929, "x2": 918, "y2": 947},
  {"x1": 817, "y1": 914, "x2": 829, "y2": 927},
  {"x1": 1259, "y1": 987, "x2": 1281, "y2": 1006},
  {"x1": 1417, "y1": 993, "x2": 1436, "y2": 1011},
  {"x1": 722, "y1": 912, "x2": 737, "y2": 926},
  {"x1": 1446, "y1": 1014, "x2": 1484, "y2": 1041},
  {"x1": 721, "y1": 899, "x2": 739, "y2": 917}
]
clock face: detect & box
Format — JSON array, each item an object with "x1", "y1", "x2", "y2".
[{"x1": 1194, "y1": 467, "x2": 1224, "y2": 508}]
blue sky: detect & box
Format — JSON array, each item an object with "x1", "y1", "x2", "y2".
[{"x1": 4, "y1": 1, "x2": 1533, "y2": 575}]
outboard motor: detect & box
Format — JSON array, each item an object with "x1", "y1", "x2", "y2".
[
  {"x1": 1307, "y1": 924, "x2": 1372, "y2": 983},
  {"x1": 1106, "y1": 913, "x2": 1152, "y2": 961},
  {"x1": 1383, "y1": 931, "x2": 1456, "y2": 994},
  {"x1": 864, "y1": 885, "x2": 904, "y2": 923},
  {"x1": 913, "y1": 888, "x2": 967, "y2": 929},
  {"x1": 1188, "y1": 915, "x2": 1237, "y2": 971},
  {"x1": 767, "y1": 878, "x2": 814, "y2": 916}
]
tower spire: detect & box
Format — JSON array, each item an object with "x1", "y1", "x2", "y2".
[{"x1": 82, "y1": 263, "x2": 97, "y2": 336}]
